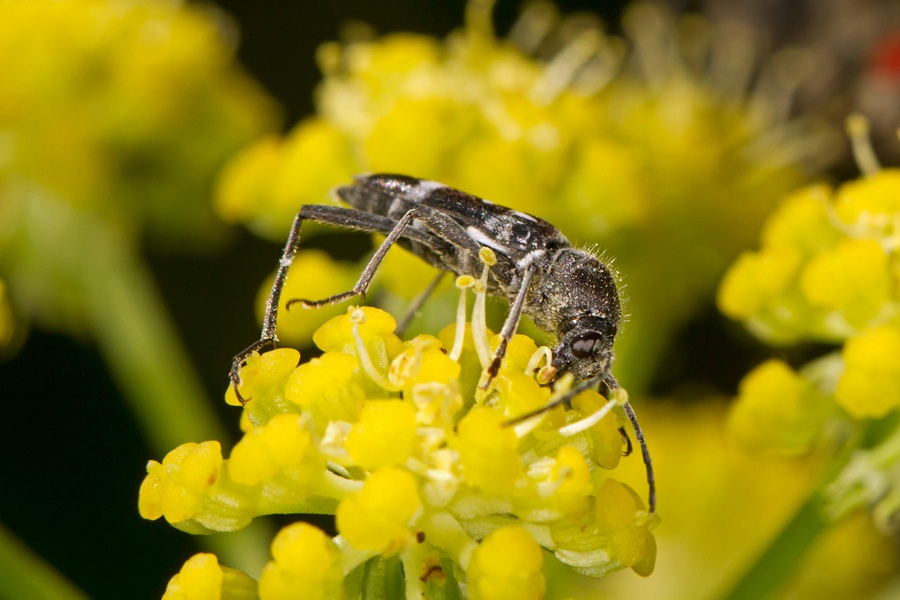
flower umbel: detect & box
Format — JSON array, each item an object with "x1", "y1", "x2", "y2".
[
  {"x1": 720, "y1": 117, "x2": 900, "y2": 533},
  {"x1": 142, "y1": 304, "x2": 657, "y2": 598}
]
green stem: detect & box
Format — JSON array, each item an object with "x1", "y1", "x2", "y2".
[
  {"x1": 82, "y1": 239, "x2": 227, "y2": 452},
  {"x1": 76, "y1": 216, "x2": 271, "y2": 575},
  {"x1": 717, "y1": 444, "x2": 857, "y2": 600},
  {"x1": 0, "y1": 521, "x2": 91, "y2": 600},
  {"x1": 717, "y1": 489, "x2": 829, "y2": 600}
]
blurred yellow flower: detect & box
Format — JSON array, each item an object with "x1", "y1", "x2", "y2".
[{"x1": 719, "y1": 117, "x2": 900, "y2": 588}]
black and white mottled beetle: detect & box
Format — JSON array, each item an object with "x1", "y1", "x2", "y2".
[{"x1": 231, "y1": 173, "x2": 655, "y2": 513}]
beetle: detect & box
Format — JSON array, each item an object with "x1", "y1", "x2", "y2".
[{"x1": 230, "y1": 173, "x2": 655, "y2": 513}]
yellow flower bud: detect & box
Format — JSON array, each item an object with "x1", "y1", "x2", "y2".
[
  {"x1": 161, "y1": 553, "x2": 223, "y2": 600},
  {"x1": 455, "y1": 407, "x2": 522, "y2": 495},
  {"x1": 214, "y1": 119, "x2": 355, "y2": 238},
  {"x1": 489, "y1": 334, "x2": 539, "y2": 375},
  {"x1": 730, "y1": 359, "x2": 829, "y2": 454},
  {"x1": 163, "y1": 553, "x2": 259, "y2": 600},
  {"x1": 258, "y1": 523, "x2": 343, "y2": 600},
  {"x1": 837, "y1": 326, "x2": 900, "y2": 418},
  {"x1": 717, "y1": 247, "x2": 801, "y2": 319},
  {"x1": 495, "y1": 371, "x2": 551, "y2": 418},
  {"x1": 834, "y1": 169, "x2": 900, "y2": 232},
  {"x1": 760, "y1": 184, "x2": 841, "y2": 255},
  {"x1": 345, "y1": 400, "x2": 418, "y2": 470},
  {"x1": 345, "y1": 33, "x2": 441, "y2": 80},
  {"x1": 594, "y1": 479, "x2": 649, "y2": 568},
  {"x1": 336, "y1": 466, "x2": 421, "y2": 554},
  {"x1": 553, "y1": 445, "x2": 594, "y2": 515},
  {"x1": 229, "y1": 414, "x2": 318, "y2": 486},
  {"x1": 468, "y1": 527, "x2": 545, "y2": 600},
  {"x1": 365, "y1": 97, "x2": 469, "y2": 176},
  {"x1": 392, "y1": 336, "x2": 461, "y2": 389},
  {"x1": 571, "y1": 389, "x2": 622, "y2": 470},
  {"x1": 139, "y1": 442, "x2": 223, "y2": 524},
  {"x1": 313, "y1": 307, "x2": 397, "y2": 352},
  {"x1": 214, "y1": 135, "x2": 283, "y2": 226},
  {"x1": 225, "y1": 349, "x2": 300, "y2": 409},
  {"x1": 799, "y1": 239, "x2": 890, "y2": 328},
  {"x1": 284, "y1": 352, "x2": 364, "y2": 428}
]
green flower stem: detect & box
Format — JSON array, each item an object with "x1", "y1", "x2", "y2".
[
  {"x1": 74, "y1": 212, "x2": 271, "y2": 574},
  {"x1": 0, "y1": 521, "x2": 91, "y2": 600},
  {"x1": 717, "y1": 446, "x2": 858, "y2": 600},
  {"x1": 717, "y1": 489, "x2": 829, "y2": 600},
  {"x1": 81, "y1": 235, "x2": 227, "y2": 452}
]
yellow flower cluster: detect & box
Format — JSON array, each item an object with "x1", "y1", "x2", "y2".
[
  {"x1": 719, "y1": 167, "x2": 900, "y2": 422},
  {"x1": 0, "y1": 0, "x2": 276, "y2": 239},
  {"x1": 213, "y1": 1, "x2": 828, "y2": 390},
  {"x1": 141, "y1": 304, "x2": 657, "y2": 598},
  {"x1": 720, "y1": 120, "x2": 900, "y2": 531},
  {"x1": 0, "y1": 0, "x2": 278, "y2": 354}
]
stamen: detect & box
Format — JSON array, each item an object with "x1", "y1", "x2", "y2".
[
  {"x1": 559, "y1": 397, "x2": 617, "y2": 437},
  {"x1": 479, "y1": 247, "x2": 498, "y2": 266},
  {"x1": 530, "y1": 29, "x2": 600, "y2": 106},
  {"x1": 450, "y1": 276, "x2": 475, "y2": 362},
  {"x1": 526, "y1": 346, "x2": 553, "y2": 376},
  {"x1": 349, "y1": 308, "x2": 397, "y2": 391},
  {"x1": 847, "y1": 114, "x2": 881, "y2": 176},
  {"x1": 465, "y1": 0, "x2": 497, "y2": 39},
  {"x1": 508, "y1": 0, "x2": 559, "y2": 54},
  {"x1": 471, "y1": 250, "x2": 495, "y2": 369}
]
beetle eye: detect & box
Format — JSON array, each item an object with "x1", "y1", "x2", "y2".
[{"x1": 571, "y1": 331, "x2": 602, "y2": 359}]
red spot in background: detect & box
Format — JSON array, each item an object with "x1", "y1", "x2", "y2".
[{"x1": 870, "y1": 30, "x2": 900, "y2": 80}]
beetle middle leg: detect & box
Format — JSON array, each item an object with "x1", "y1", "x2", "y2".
[
  {"x1": 480, "y1": 264, "x2": 537, "y2": 388},
  {"x1": 286, "y1": 205, "x2": 482, "y2": 310}
]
